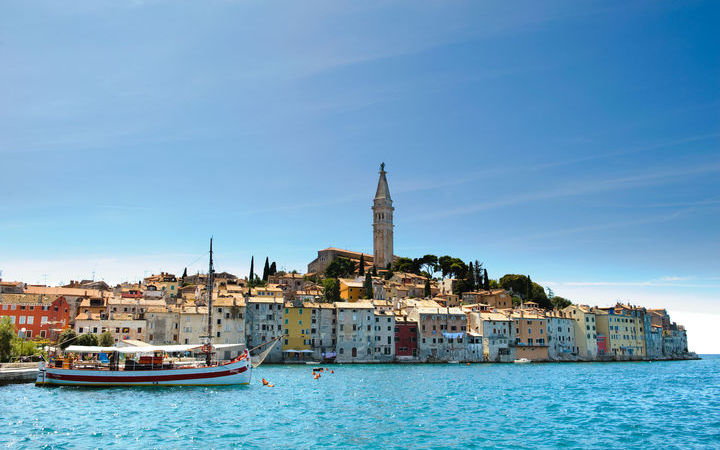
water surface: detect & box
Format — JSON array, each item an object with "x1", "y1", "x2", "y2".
[{"x1": 2, "y1": 357, "x2": 719, "y2": 448}]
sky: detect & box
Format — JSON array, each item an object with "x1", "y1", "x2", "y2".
[{"x1": 1, "y1": 1, "x2": 718, "y2": 352}]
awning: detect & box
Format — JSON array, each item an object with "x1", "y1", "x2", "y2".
[
  {"x1": 282, "y1": 349, "x2": 314, "y2": 353},
  {"x1": 65, "y1": 343, "x2": 245, "y2": 354}
]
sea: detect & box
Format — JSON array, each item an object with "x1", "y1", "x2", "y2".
[{"x1": 1, "y1": 356, "x2": 719, "y2": 449}]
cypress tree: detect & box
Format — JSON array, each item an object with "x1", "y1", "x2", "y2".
[
  {"x1": 371, "y1": 266, "x2": 377, "y2": 276},
  {"x1": 262, "y1": 257, "x2": 270, "y2": 281},
  {"x1": 182, "y1": 267, "x2": 187, "y2": 279},
  {"x1": 526, "y1": 275, "x2": 532, "y2": 302},
  {"x1": 483, "y1": 268, "x2": 490, "y2": 290},
  {"x1": 424, "y1": 278, "x2": 431, "y2": 298},
  {"x1": 359, "y1": 254, "x2": 365, "y2": 276},
  {"x1": 363, "y1": 272, "x2": 373, "y2": 299},
  {"x1": 468, "y1": 262, "x2": 475, "y2": 291},
  {"x1": 249, "y1": 256, "x2": 254, "y2": 284},
  {"x1": 269, "y1": 262, "x2": 277, "y2": 276}
]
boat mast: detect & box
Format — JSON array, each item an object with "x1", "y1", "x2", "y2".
[{"x1": 206, "y1": 237, "x2": 215, "y2": 365}]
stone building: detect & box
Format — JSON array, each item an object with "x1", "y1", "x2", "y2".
[
  {"x1": 546, "y1": 312, "x2": 576, "y2": 360},
  {"x1": 373, "y1": 309, "x2": 395, "y2": 361},
  {"x1": 245, "y1": 297, "x2": 284, "y2": 363},
  {"x1": 372, "y1": 162, "x2": 394, "y2": 270},
  {"x1": 407, "y1": 300, "x2": 467, "y2": 362},
  {"x1": 335, "y1": 301, "x2": 375, "y2": 362},
  {"x1": 563, "y1": 304, "x2": 598, "y2": 360},
  {"x1": 467, "y1": 310, "x2": 515, "y2": 362}
]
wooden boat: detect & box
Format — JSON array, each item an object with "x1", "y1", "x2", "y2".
[
  {"x1": 35, "y1": 239, "x2": 271, "y2": 387},
  {"x1": 36, "y1": 346, "x2": 251, "y2": 387},
  {"x1": 513, "y1": 358, "x2": 532, "y2": 364}
]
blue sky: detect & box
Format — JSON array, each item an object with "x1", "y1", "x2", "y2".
[{"x1": 1, "y1": 1, "x2": 719, "y2": 351}]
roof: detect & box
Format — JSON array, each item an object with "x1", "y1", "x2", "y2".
[
  {"x1": 0, "y1": 293, "x2": 61, "y2": 304},
  {"x1": 479, "y1": 312, "x2": 511, "y2": 321},
  {"x1": 24, "y1": 285, "x2": 105, "y2": 297},
  {"x1": 375, "y1": 164, "x2": 392, "y2": 201},
  {"x1": 247, "y1": 296, "x2": 284, "y2": 304},
  {"x1": 338, "y1": 278, "x2": 363, "y2": 288},
  {"x1": 335, "y1": 301, "x2": 374, "y2": 309},
  {"x1": 416, "y1": 307, "x2": 465, "y2": 316}
]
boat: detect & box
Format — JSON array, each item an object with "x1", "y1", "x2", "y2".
[
  {"x1": 513, "y1": 358, "x2": 532, "y2": 364},
  {"x1": 36, "y1": 238, "x2": 261, "y2": 387},
  {"x1": 36, "y1": 345, "x2": 251, "y2": 387}
]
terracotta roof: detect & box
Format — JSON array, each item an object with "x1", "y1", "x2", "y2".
[{"x1": 0, "y1": 293, "x2": 59, "y2": 304}]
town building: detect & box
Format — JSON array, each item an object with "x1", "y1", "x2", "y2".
[
  {"x1": 407, "y1": 300, "x2": 467, "y2": 362},
  {"x1": 467, "y1": 310, "x2": 516, "y2": 362},
  {"x1": 335, "y1": 301, "x2": 375, "y2": 362},
  {"x1": 546, "y1": 312, "x2": 576, "y2": 360},
  {"x1": 373, "y1": 308, "x2": 395, "y2": 361},
  {"x1": 563, "y1": 304, "x2": 598, "y2": 360},
  {"x1": 0, "y1": 293, "x2": 70, "y2": 340},
  {"x1": 307, "y1": 248, "x2": 374, "y2": 275},
  {"x1": 339, "y1": 278, "x2": 364, "y2": 301},
  {"x1": 394, "y1": 313, "x2": 419, "y2": 360},
  {"x1": 511, "y1": 309, "x2": 549, "y2": 361},
  {"x1": 282, "y1": 302, "x2": 312, "y2": 361},
  {"x1": 74, "y1": 313, "x2": 147, "y2": 343},
  {"x1": 143, "y1": 272, "x2": 179, "y2": 299},
  {"x1": 245, "y1": 297, "x2": 284, "y2": 363}
]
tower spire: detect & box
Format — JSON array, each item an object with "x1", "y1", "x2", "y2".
[{"x1": 372, "y1": 163, "x2": 394, "y2": 270}]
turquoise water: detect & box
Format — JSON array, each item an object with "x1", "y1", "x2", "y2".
[{"x1": 2, "y1": 357, "x2": 719, "y2": 449}]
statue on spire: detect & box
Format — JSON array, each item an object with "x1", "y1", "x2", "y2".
[{"x1": 380, "y1": 162, "x2": 385, "y2": 172}]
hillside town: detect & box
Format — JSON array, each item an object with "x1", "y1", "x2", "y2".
[{"x1": 0, "y1": 165, "x2": 693, "y2": 363}]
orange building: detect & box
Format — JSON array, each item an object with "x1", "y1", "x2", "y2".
[{"x1": 0, "y1": 293, "x2": 70, "y2": 340}]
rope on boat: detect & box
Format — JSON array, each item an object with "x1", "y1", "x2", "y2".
[{"x1": 250, "y1": 336, "x2": 281, "y2": 368}]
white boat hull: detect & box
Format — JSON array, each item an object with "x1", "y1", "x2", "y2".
[{"x1": 36, "y1": 352, "x2": 252, "y2": 387}]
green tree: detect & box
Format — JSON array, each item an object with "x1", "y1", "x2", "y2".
[
  {"x1": 499, "y1": 274, "x2": 551, "y2": 309},
  {"x1": 325, "y1": 257, "x2": 356, "y2": 279},
  {"x1": 384, "y1": 263, "x2": 394, "y2": 280},
  {"x1": 483, "y1": 269, "x2": 490, "y2": 290},
  {"x1": 371, "y1": 266, "x2": 377, "y2": 276},
  {"x1": 269, "y1": 262, "x2": 277, "y2": 276},
  {"x1": 182, "y1": 267, "x2": 188, "y2": 279},
  {"x1": 99, "y1": 331, "x2": 114, "y2": 347},
  {"x1": 424, "y1": 278, "x2": 431, "y2": 298},
  {"x1": 489, "y1": 279, "x2": 498, "y2": 289},
  {"x1": 323, "y1": 278, "x2": 340, "y2": 302},
  {"x1": 393, "y1": 257, "x2": 417, "y2": 274},
  {"x1": 76, "y1": 333, "x2": 99, "y2": 347},
  {"x1": 57, "y1": 328, "x2": 77, "y2": 350},
  {"x1": 420, "y1": 255, "x2": 438, "y2": 278},
  {"x1": 0, "y1": 316, "x2": 14, "y2": 362},
  {"x1": 363, "y1": 272, "x2": 373, "y2": 299},
  {"x1": 262, "y1": 257, "x2": 270, "y2": 281},
  {"x1": 359, "y1": 254, "x2": 365, "y2": 276},
  {"x1": 249, "y1": 256, "x2": 254, "y2": 285},
  {"x1": 11, "y1": 339, "x2": 39, "y2": 360},
  {"x1": 551, "y1": 296, "x2": 572, "y2": 309}
]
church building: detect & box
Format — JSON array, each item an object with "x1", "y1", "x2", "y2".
[{"x1": 307, "y1": 163, "x2": 396, "y2": 274}]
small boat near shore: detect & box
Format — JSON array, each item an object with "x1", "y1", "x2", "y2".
[{"x1": 513, "y1": 358, "x2": 532, "y2": 364}]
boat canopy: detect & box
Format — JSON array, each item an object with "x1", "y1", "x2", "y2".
[{"x1": 65, "y1": 343, "x2": 245, "y2": 354}]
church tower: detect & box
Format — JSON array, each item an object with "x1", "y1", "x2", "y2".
[{"x1": 373, "y1": 162, "x2": 394, "y2": 270}]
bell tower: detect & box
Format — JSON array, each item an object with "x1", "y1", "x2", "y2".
[{"x1": 372, "y1": 162, "x2": 394, "y2": 270}]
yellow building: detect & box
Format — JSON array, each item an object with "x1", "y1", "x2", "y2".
[
  {"x1": 594, "y1": 308, "x2": 645, "y2": 357},
  {"x1": 144, "y1": 272, "x2": 180, "y2": 299},
  {"x1": 339, "y1": 278, "x2": 364, "y2": 301},
  {"x1": 252, "y1": 285, "x2": 284, "y2": 299},
  {"x1": 282, "y1": 303, "x2": 312, "y2": 357}
]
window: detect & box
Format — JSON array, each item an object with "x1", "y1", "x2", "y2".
[
  {"x1": 27, "y1": 316, "x2": 34, "y2": 325},
  {"x1": 18, "y1": 316, "x2": 25, "y2": 324}
]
